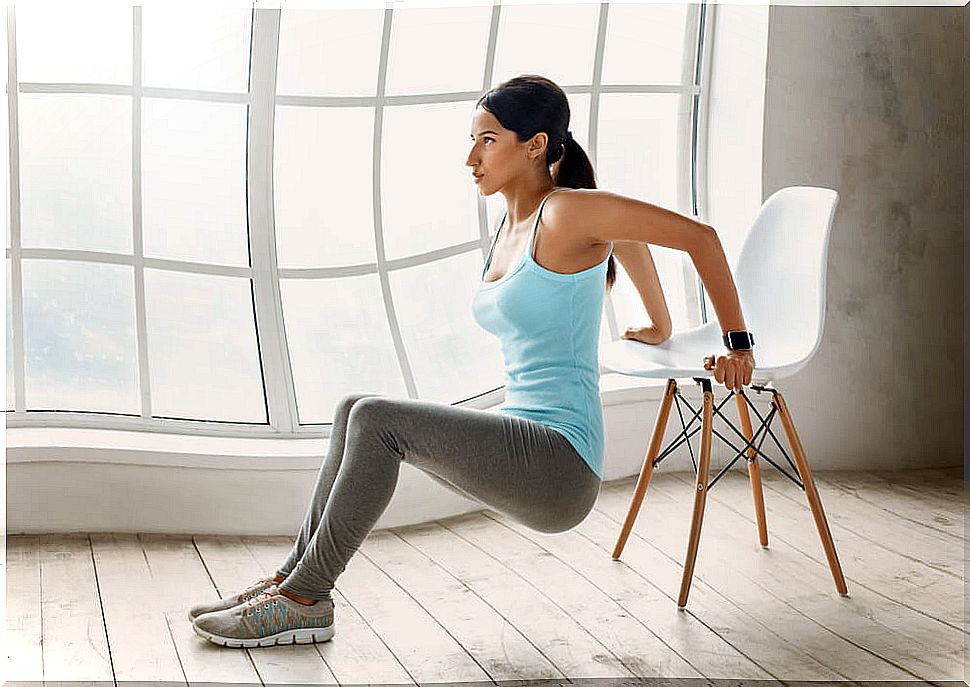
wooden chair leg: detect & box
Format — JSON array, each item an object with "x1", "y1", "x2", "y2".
[
  {"x1": 612, "y1": 378, "x2": 677, "y2": 560},
  {"x1": 677, "y1": 385, "x2": 714, "y2": 608},
  {"x1": 772, "y1": 390, "x2": 849, "y2": 596},
  {"x1": 735, "y1": 391, "x2": 769, "y2": 547}
]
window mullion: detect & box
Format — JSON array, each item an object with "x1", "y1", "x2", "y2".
[
  {"x1": 692, "y1": 0, "x2": 716, "y2": 328},
  {"x1": 475, "y1": 2, "x2": 502, "y2": 254},
  {"x1": 6, "y1": 6, "x2": 25, "y2": 414},
  {"x1": 374, "y1": 6, "x2": 420, "y2": 401},
  {"x1": 249, "y1": 7, "x2": 298, "y2": 433},
  {"x1": 132, "y1": 5, "x2": 153, "y2": 420},
  {"x1": 591, "y1": 2, "x2": 620, "y2": 353}
]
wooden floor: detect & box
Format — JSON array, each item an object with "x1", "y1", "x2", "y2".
[{"x1": 7, "y1": 466, "x2": 965, "y2": 685}]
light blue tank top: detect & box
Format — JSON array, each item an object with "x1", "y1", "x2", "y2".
[{"x1": 471, "y1": 187, "x2": 613, "y2": 479}]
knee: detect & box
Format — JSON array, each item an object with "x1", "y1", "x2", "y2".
[
  {"x1": 346, "y1": 395, "x2": 388, "y2": 424},
  {"x1": 338, "y1": 393, "x2": 381, "y2": 418},
  {"x1": 347, "y1": 396, "x2": 402, "y2": 438},
  {"x1": 347, "y1": 397, "x2": 404, "y2": 457},
  {"x1": 526, "y1": 499, "x2": 596, "y2": 534},
  {"x1": 529, "y1": 514, "x2": 582, "y2": 535}
]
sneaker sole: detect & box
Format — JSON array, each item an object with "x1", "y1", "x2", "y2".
[{"x1": 191, "y1": 619, "x2": 335, "y2": 647}]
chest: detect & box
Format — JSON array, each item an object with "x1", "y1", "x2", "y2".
[{"x1": 483, "y1": 221, "x2": 609, "y2": 283}]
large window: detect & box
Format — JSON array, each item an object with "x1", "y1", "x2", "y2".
[{"x1": 5, "y1": 1, "x2": 712, "y2": 436}]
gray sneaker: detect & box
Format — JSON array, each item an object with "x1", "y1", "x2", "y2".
[
  {"x1": 187, "y1": 576, "x2": 282, "y2": 622},
  {"x1": 192, "y1": 588, "x2": 335, "y2": 647}
]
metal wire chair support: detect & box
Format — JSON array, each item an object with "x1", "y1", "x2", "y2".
[{"x1": 648, "y1": 378, "x2": 806, "y2": 493}]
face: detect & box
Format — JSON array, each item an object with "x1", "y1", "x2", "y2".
[{"x1": 465, "y1": 106, "x2": 547, "y2": 196}]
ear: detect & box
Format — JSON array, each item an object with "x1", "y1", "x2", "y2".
[{"x1": 528, "y1": 132, "x2": 550, "y2": 160}]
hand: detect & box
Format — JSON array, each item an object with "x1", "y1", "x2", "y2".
[
  {"x1": 621, "y1": 325, "x2": 669, "y2": 345},
  {"x1": 703, "y1": 349, "x2": 756, "y2": 392}
]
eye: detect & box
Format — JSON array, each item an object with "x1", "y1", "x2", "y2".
[{"x1": 483, "y1": 137, "x2": 494, "y2": 144}]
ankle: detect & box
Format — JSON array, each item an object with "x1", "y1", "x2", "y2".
[{"x1": 278, "y1": 586, "x2": 318, "y2": 606}]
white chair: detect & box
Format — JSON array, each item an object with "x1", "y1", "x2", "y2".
[{"x1": 601, "y1": 185, "x2": 848, "y2": 608}]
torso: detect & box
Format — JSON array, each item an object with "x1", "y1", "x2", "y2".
[{"x1": 482, "y1": 189, "x2": 611, "y2": 283}]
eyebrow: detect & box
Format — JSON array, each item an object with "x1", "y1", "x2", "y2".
[{"x1": 470, "y1": 130, "x2": 499, "y2": 138}]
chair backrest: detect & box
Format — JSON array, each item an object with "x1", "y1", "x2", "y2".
[{"x1": 733, "y1": 186, "x2": 839, "y2": 367}]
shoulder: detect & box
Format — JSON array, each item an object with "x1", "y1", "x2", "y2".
[{"x1": 542, "y1": 187, "x2": 617, "y2": 248}]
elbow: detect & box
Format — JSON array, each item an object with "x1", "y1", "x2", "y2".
[
  {"x1": 650, "y1": 320, "x2": 673, "y2": 343},
  {"x1": 700, "y1": 223, "x2": 718, "y2": 244},
  {"x1": 688, "y1": 223, "x2": 718, "y2": 256}
]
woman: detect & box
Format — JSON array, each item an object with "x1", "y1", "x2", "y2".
[{"x1": 188, "y1": 74, "x2": 756, "y2": 648}]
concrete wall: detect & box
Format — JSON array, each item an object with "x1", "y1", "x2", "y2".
[{"x1": 761, "y1": 5, "x2": 964, "y2": 470}]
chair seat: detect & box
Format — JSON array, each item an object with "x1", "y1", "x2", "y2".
[{"x1": 600, "y1": 322, "x2": 808, "y2": 383}]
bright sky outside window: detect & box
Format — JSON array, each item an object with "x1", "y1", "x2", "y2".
[{"x1": 6, "y1": 2, "x2": 708, "y2": 436}]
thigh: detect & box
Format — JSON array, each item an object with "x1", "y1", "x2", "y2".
[{"x1": 346, "y1": 396, "x2": 601, "y2": 533}]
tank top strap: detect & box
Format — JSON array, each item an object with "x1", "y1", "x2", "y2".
[
  {"x1": 482, "y1": 210, "x2": 508, "y2": 278},
  {"x1": 528, "y1": 186, "x2": 567, "y2": 258}
]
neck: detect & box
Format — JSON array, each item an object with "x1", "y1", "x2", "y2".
[{"x1": 500, "y1": 178, "x2": 558, "y2": 229}]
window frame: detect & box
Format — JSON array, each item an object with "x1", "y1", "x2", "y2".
[{"x1": 5, "y1": 1, "x2": 714, "y2": 439}]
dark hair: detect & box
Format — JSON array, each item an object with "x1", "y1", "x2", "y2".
[{"x1": 476, "y1": 74, "x2": 616, "y2": 292}]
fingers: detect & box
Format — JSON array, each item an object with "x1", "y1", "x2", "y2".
[{"x1": 705, "y1": 355, "x2": 756, "y2": 391}]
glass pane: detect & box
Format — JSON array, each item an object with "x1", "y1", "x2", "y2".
[
  {"x1": 22, "y1": 259, "x2": 139, "y2": 413},
  {"x1": 142, "y1": 98, "x2": 249, "y2": 266},
  {"x1": 145, "y1": 269, "x2": 265, "y2": 422},
  {"x1": 602, "y1": 3, "x2": 693, "y2": 86},
  {"x1": 597, "y1": 93, "x2": 685, "y2": 211},
  {"x1": 385, "y1": 5, "x2": 491, "y2": 96},
  {"x1": 142, "y1": 6, "x2": 251, "y2": 93},
  {"x1": 597, "y1": 93, "x2": 693, "y2": 332},
  {"x1": 16, "y1": 4, "x2": 131, "y2": 84},
  {"x1": 274, "y1": 106, "x2": 376, "y2": 269},
  {"x1": 277, "y1": 8, "x2": 384, "y2": 97},
  {"x1": 281, "y1": 273, "x2": 407, "y2": 425},
  {"x1": 391, "y1": 252, "x2": 504, "y2": 403},
  {"x1": 492, "y1": 3, "x2": 600, "y2": 89},
  {"x1": 20, "y1": 94, "x2": 132, "y2": 254},
  {"x1": 383, "y1": 101, "x2": 480, "y2": 261},
  {"x1": 7, "y1": 259, "x2": 14, "y2": 410}
]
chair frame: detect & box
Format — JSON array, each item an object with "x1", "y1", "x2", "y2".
[{"x1": 611, "y1": 377, "x2": 849, "y2": 607}]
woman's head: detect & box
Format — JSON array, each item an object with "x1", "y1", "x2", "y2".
[{"x1": 467, "y1": 74, "x2": 615, "y2": 291}]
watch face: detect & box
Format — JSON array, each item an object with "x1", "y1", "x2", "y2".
[{"x1": 728, "y1": 331, "x2": 752, "y2": 349}]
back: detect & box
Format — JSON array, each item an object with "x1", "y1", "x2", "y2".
[{"x1": 735, "y1": 186, "x2": 839, "y2": 366}]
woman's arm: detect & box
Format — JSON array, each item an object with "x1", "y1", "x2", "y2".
[
  {"x1": 549, "y1": 189, "x2": 746, "y2": 334},
  {"x1": 547, "y1": 189, "x2": 755, "y2": 390},
  {"x1": 612, "y1": 240, "x2": 672, "y2": 342}
]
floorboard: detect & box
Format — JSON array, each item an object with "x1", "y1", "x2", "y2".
[{"x1": 8, "y1": 467, "x2": 964, "y2": 684}]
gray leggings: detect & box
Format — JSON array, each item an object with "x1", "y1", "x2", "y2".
[{"x1": 275, "y1": 393, "x2": 602, "y2": 601}]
